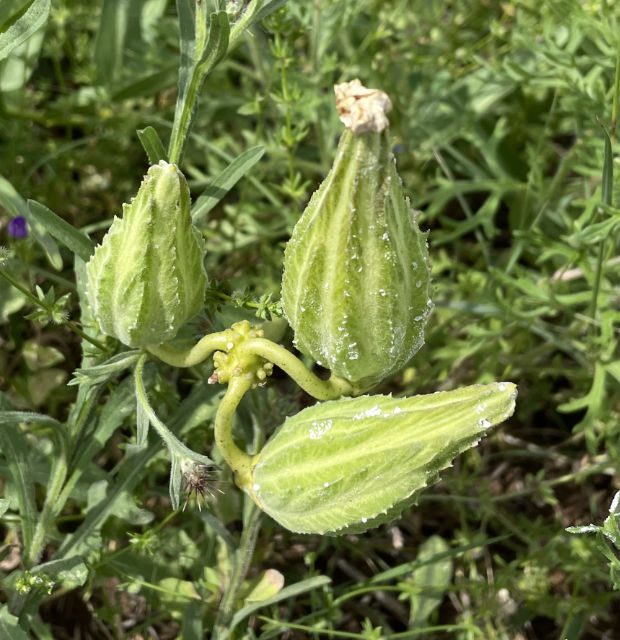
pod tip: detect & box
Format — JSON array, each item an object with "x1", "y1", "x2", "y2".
[{"x1": 334, "y1": 79, "x2": 392, "y2": 134}]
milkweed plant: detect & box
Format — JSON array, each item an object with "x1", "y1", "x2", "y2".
[{"x1": 0, "y1": 1, "x2": 518, "y2": 637}]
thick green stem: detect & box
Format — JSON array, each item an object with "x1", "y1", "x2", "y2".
[
  {"x1": 212, "y1": 501, "x2": 262, "y2": 640},
  {"x1": 236, "y1": 338, "x2": 356, "y2": 400},
  {"x1": 146, "y1": 331, "x2": 230, "y2": 367},
  {"x1": 168, "y1": 70, "x2": 204, "y2": 165},
  {"x1": 214, "y1": 375, "x2": 254, "y2": 490}
]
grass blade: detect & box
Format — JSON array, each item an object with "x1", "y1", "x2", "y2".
[
  {"x1": 27, "y1": 200, "x2": 94, "y2": 262},
  {"x1": 0, "y1": 415, "x2": 40, "y2": 557},
  {"x1": 112, "y1": 66, "x2": 177, "y2": 101},
  {"x1": 192, "y1": 145, "x2": 264, "y2": 222},
  {"x1": 94, "y1": 0, "x2": 131, "y2": 85},
  {"x1": 590, "y1": 125, "x2": 613, "y2": 324},
  {"x1": 137, "y1": 126, "x2": 168, "y2": 164},
  {"x1": 197, "y1": 10, "x2": 229, "y2": 72},
  {"x1": 175, "y1": 0, "x2": 195, "y2": 102},
  {"x1": 228, "y1": 575, "x2": 332, "y2": 633},
  {"x1": 0, "y1": 0, "x2": 50, "y2": 62}
]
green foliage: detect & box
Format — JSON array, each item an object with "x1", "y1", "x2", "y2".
[{"x1": 1, "y1": 0, "x2": 619, "y2": 638}]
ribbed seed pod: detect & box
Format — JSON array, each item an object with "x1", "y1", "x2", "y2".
[
  {"x1": 281, "y1": 80, "x2": 431, "y2": 391},
  {"x1": 247, "y1": 382, "x2": 517, "y2": 534},
  {"x1": 86, "y1": 161, "x2": 207, "y2": 347}
]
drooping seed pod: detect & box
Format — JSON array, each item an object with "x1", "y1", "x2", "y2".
[
  {"x1": 247, "y1": 382, "x2": 517, "y2": 534},
  {"x1": 281, "y1": 79, "x2": 431, "y2": 391},
  {"x1": 86, "y1": 161, "x2": 207, "y2": 347}
]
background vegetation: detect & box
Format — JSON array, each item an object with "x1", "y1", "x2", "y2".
[{"x1": 1, "y1": 0, "x2": 619, "y2": 638}]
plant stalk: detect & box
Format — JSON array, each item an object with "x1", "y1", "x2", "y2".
[
  {"x1": 146, "y1": 331, "x2": 231, "y2": 367},
  {"x1": 213, "y1": 375, "x2": 254, "y2": 489},
  {"x1": 237, "y1": 338, "x2": 356, "y2": 399},
  {"x1": 212, "y1": 501, "x2": 263, "y2": 639}
]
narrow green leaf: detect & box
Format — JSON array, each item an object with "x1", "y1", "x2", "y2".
[
  {"x1": 567, "y1": 214, "x2": 620, "y2": 246},
  {"x1": 601, "y1": 125, "x2": 613, "y2": 207},
  {"x1": 0, "y1": 0, "x2": 50, "y2": 62},
  {"x1": 199, "y1": 511, "x2": 236, "y2": 550},
  {"x1": 0, "y1": 417, "x2": 39, "y2": 553},
  {"x1": 112, "y1": 66, "x2": 177, "y2": 101},
  {"x1": 197, "y1": 10, "x2": 229, "y2": 73},
  {"x1": 192, "y1": 146, "x2": 265, "y2": 222},
  {"x1": 367, "y1": 534, "x2": 511, "y2": 585},
  {"x1": 137, "y1": 126, "x2": 168, "y2": 164},
  {"x1": 27, "y1": 200, "x2": 94, "y2": 262},
  {"x1": 94, "y1": 0, "x2": 131, "y2": 85},
  {"x1": 181, "y1": 601, "x2": 204, "y2": 640},
  {"x1": 0, "y1": 498, "x2": 9, "y2": 518},
  {"x1": 175, "y1": 0, "x2": 195, "y2": 101},
  {"x1": 558, "y1": 361, "x2": 607, "y2": 414},
  {"x1": 0, "y1": 606, "x2": 29, "y2": 640},
  {"x1": 69, "y1": 350, "x2": 141, "y2": 386},
  {"x1": 243, "y1": 569, "x2": 284, "y2": 604},
  {"x1": 590, "y1": 125, "x2": 614, "y2": 325},
  {"x1": 405, "y1": 536, "x2": 453, "y2": 628},
  {"x1": 229, "y1": 575, "x2": 331, "y2": 632}
]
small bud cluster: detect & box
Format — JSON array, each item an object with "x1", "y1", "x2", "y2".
[
  {"x1": 15, "y1": 571, "x2": 54, "y2": 595},
  {"x1": 210, "y1": 320, "x2": 273, "y2": 388}
]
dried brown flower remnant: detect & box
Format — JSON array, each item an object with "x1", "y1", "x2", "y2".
[{"x1": 334, "y1": 79, "x2": 392, "y2": 134}]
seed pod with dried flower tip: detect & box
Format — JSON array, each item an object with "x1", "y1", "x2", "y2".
[{"x1": 281, "y1": 79, "x2": 431, "y2": 391}]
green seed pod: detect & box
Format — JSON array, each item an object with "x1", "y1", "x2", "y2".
[
  {"x1": 86, "y1": 161, "x2": 207, "y2": 347},
  {"x1": 281, "y1": 79, "x2": 431, "y2": 391},
  {"x1": 247, "y1": 382, "x2": 517, "y2": 534}
]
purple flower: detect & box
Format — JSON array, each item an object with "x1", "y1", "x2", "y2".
[{"x1": 8, "y1": 216, "x2": 28, "y2": 238}]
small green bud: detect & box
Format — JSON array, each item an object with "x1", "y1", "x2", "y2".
[
  {"x1": 86, "y1": 161, "x2": 207, "y2": 347},
  {"x1": 247, "y1": 382, "x2": 517, "y2": 534},
  {"x1": 281, "y1": 80, "x2": 431, "y2": 390}
]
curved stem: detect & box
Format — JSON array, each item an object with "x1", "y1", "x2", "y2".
[
  {"x1": 134, "y1": 354, "x2": 212, "y2": 466},
  {"x1": 214, "y1": 375, "x2": 254, "y2": 490},
  {"x1": 146, "y1": 331, "x2": 230, "y2": 367},
  {"x1": 236, "y1": 338, "x2": 356, "y2": 400}
]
